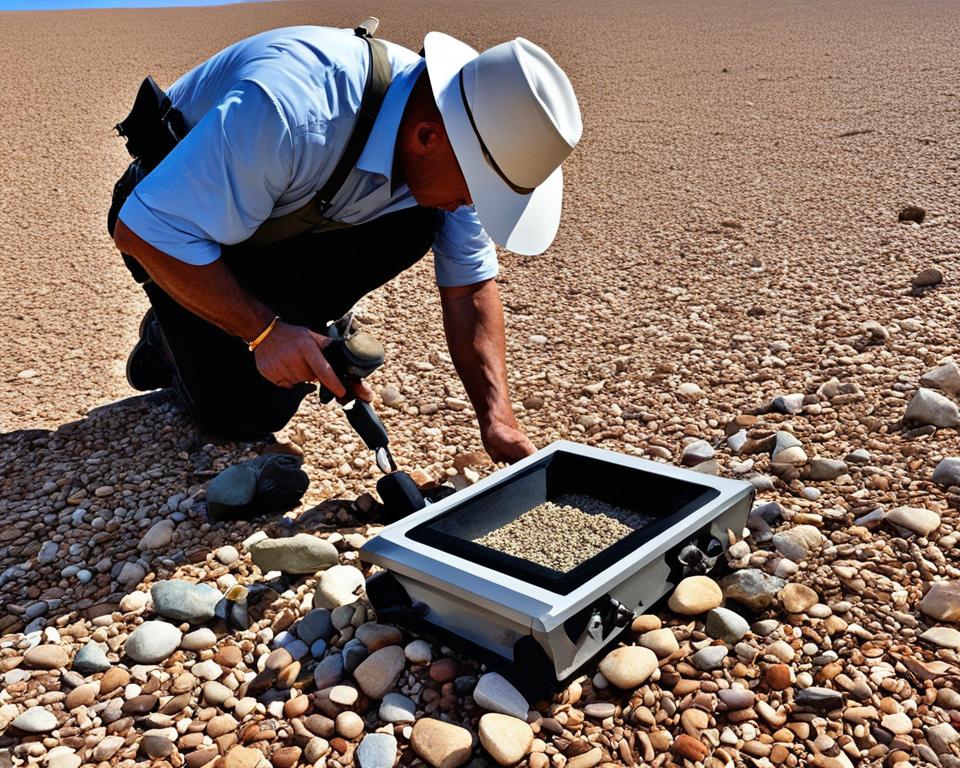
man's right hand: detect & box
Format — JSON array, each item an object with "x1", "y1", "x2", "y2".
[{"x1": 253, "y1": 321, "x2": 348, "y2": 394}]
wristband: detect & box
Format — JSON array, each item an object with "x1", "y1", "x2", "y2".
[{"x1": 247, "y1": 315, "x2": 280, "y2": 352}]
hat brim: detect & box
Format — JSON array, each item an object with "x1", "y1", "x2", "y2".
[{"x1": 423, "y1": 31, "x2": 562, "y2": 257}]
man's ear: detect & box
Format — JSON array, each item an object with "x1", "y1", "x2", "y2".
[{"x1": 413, "y1": 121, "x2": 445, "y2": 155}]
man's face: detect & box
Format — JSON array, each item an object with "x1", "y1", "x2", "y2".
[{"x1": 399, "y1": 121, "x2": 473, "y2": 212}]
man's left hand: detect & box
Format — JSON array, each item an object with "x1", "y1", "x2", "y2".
[{"x1": 481, "y1": 420, "x2": 536, "y2": 464}]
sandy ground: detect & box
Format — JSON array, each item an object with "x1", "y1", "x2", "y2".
[{"x1": 2, "y1": 0, "x2": 960, "y2": 766}]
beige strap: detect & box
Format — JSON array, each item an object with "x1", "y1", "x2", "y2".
[{"x1": 247, "y1": 315, "x2": 280, "y2": 351}]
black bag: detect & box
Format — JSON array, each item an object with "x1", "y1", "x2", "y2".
[{"x1": 106, "y1": 76, "x2": 187, "y2": 239}]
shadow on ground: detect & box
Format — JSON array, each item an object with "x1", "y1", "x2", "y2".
[{"x1": 0, "y1": 391, "x2": 280, "y2": 634}]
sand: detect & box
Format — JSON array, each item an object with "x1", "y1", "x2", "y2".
[{"x1": 474, "y1": 494, "x2": 654, "y2": 571}]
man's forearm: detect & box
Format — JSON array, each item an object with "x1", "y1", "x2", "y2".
[
  {"x1": 114, "y1": 219, "x2": 275, "y2": 341},
  {"x1": 439, "y1": 279, "x2": 516, "y2": 427}
]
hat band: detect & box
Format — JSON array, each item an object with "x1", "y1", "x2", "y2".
[{"x1": 458, "y1": 70, "x2": 535, "y2": 196}]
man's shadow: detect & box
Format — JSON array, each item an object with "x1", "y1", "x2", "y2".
[{"x1": 0, "y1": 391, "x2": 354, "y2": 635}]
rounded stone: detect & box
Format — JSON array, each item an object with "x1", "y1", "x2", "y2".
[
  {"x1": 353, "y1": 645, "x2": 405, "y2": 699},
  {"x1": 356, "y1": 622, "x2": 404, "y2": 652},
  {"x1": 12, "y1": 706, "x2": 59, "y2": 733},
  {"x1": 704, "y1": 607, "x2": 750, "y2": 643},
  {"x1": 315, "y1": 565, "x2": 365, "y2": 609},
  {"x1": 411, "y1": 718, "x2": 473, "y2": 768},
  {"x1": 638, "y1": 628, "x2": 679, "y2": 658},
  {"x1": 250, "y1": 533, "x2": 339, "y2": 574},
  {"x1": 151, "y1": 580, "x2": 222, "y2": 624},
  {"x1": 24, "y1": 644, "x2": 70, "y2": 669},
  {"x1": 125, "y1": 621, "x2": 182, "y2": 664},
  {"x1": 766, "y1": 664, "x2": 792, "y2": 690},
  {"x1": 668, "y1": 576, "x2": 723, "y2": 615},
  {"x1": 691, "y1": 645, "x2": 728, "y2": 671},
  {"x1": 598, "y1": 645, "x2": 658, "y2": 688},
  {"x1": 472, "y1": 671, "x2": 529, "y2": 720},
  {"x1": 357, "y1": 732, "x2": 398, "y2": 768},
  {"x1": 379, "y1": 692, "x2": 417, "y2": 723},
  {"x1": 296, "y1": 608, "x2": 335, "y2": 644},
  {"x1": 72, "y1": 641, "x2": 111, "y2": 673},
  {"x1": 404, "y1": 639, "x2": 432, "y2": 664},
  {"x1": 920, "y1": 581, "x2": 960, "y2": 621},
  {"x1": 779, "y1": 583, "x2": 819, "y2": 614},
  {"x1": 336, "y1": 711, "x2": 364, "y2": 739},
  {"x1": 181, "y1": 627, "x2": 218, "y2": 651},
  {"x1": 479, "y1": 713, "x2": 534, "y2": 765}
]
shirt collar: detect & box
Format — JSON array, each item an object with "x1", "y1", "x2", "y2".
[{"x1": 355, "y1": 58, "x2": 425, "y2": 192}]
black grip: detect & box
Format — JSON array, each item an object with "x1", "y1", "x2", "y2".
[{"x1": 344, "y1": 400, "x2": 389, "y2": 451}]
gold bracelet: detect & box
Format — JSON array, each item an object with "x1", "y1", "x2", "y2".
[{"x1": 247, "y1": 315, "x2": 280, "y2": 352}]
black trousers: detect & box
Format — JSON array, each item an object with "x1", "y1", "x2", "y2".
[{"x1": 124, "y1": 206, "x2": 441, "y2": 439}]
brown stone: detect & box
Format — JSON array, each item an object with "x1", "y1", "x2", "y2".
[
  {"x1": 65, "y1": 682, "x2": 99, "y2": 709},
  {"x1": 264, "y1": 648, "x2": 293, "y2": 672},
  {"x1": 141, "y1": 735, "x2": 175, "y2": 759},
  {"x1": 283, "y1": 695, "x2": 311, "y2": 718},
  {"x1": 223, "y1": 746, "x2": 263, "y2": 768},
  {"x1": 121, "y1": 694, "x2": 158, "y2": 716},
  {"x1": 304, "y1": 714, "x2": 335, "y2": 738},
  {"x1": 160, "y1": 692, "x2": 193, "y2": 715},
  {"x1": 673, "y1": 734, "x2": 709, "y2": 762},
  {"x1": 208, "y1": 714, "x2": 240, "y2": 738},
  {"x1": 271, "y1": 746, "x2": 302, "y2": 768},
  {"x1": 429, "y1": 658, "x2": 458, "y2": 683},
  {"x1": 23, "y1": 644, "x2": 70, "y2": 669},
  {"x1": 185, "y1": 748, "x2": 219, "y2": 768},
  {"x1": 99, "y1": 667, "x2": 130, "y2": 695},
  {"x1": 214, "y1": 646, "x2": 243, "y2": 667},
  {"x1": 766, "y1": 664, "x2": 792, "y2": 691}
]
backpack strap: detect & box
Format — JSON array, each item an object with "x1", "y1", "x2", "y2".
[{"x1": 248, "y1": 29, "x2": 393, "y2": 245}]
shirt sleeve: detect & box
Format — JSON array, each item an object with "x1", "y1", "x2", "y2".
[
  {"x1": 117, "y1": 80, "x2": 293, "y2": 265},
  {"x1": 432, "y1": 206, "x2": 500, "y2": 287}
]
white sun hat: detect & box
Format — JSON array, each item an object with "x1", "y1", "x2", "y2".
[{"x1": 423, "y1": 32, "x2": 582, "y2": 256}]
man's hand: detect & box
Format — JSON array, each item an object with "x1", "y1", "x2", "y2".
[
  {"x1": 254, "y1": 321, "x2": 372, "y2": 401},
  {"x1": 480, "y1": 418, "x2": 536, "y2": 464}
]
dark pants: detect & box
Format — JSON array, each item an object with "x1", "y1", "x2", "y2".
[{"x1": 124, "y1": 206, "x2": 441, "y2": 439}]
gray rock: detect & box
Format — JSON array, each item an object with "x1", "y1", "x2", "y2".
[
  {"x1": 795, "y1": 686, "x2": 843, "y2": 711},
  {"x1": 933, "y1": 457, "x2": 960, "y2": 489},
  {"x1": 249, "y1": 533, "x2": 339, "y2": 575},
  {"x1": 681, "y1": 440, "x2": 715, "y2": 467},
  {"x1": 751, "y1": 619, "x2": 780, "y2": 637},
  {"x1": 379, "y1": 692, "x2": 417, "y2": 723},
  {"x1": 808, "y1": 458, "x2": 848, "y2": 481},
  {"x1": 314, "y1": 651, "x2": 344, "y2": 689},
  {"x1": 11, "y1": 707, "x2": 58, "y2": 733},
  {"x1": 117, "y1": 562, "x2": 146, "y2": 587},
  {"x1": 356, "y1": 732, "x2": 398, "y2": 768},
  {"x1": 37, "y1": 541, "x2": 59, "y2": 565},
  {"x1": 845, "y1": 448, "x2": 871, "y2": 464},
  {"x1": 124, "y1": 621, "x2": 182, "y2": 664},
  {"x1": 151, "y1": 580, "x2": 221, "y2": 624},
  {"x1": 772, "y1": 393, "x2": 804, "y2": 414},
  {"x1": 751, "y1": 502, "x2": 782, "y2": 523},
  {"x1": 472, "y1": 671, "x2": 529, "y2": 720},
  {"x1": 926, "y1": 723, "x2": 960, "y2": 755},
  {"x1": 206, "y1": 464, "x2": 257, "y2": 507},
  {"x1": 721, "y1": 569, "x2": 786, "y2": 610},
  {"x1": 704, "y1": 607, "x2": 750, "y2": 643},
  {"x1": 297, "y1": 609, "x2": 335, "y2": 644},
  {"x1": 921, "y1": 362, "x2": 960, "y2": 394},
  {"x1": 749, "y1": 474, "x2": 776, "y2": 491},
  {"x1": 72, "y1": 641, "x2": 111, "y2": 673},
  {"x1": 905, "y1": 387, "x2": 960, "y2": 428},
  {"x1": 342, "y1": 639, "x2": 368, "y2": 673},
  {"x1": 138, "y1": 519, "x2": 174, "y2": 551},
  {"x1": 718, "y1": 687, "x2": 754, "y2": 710},
  {"x1": 691, "y1": 645, "x2": 728, "y2": 670}
]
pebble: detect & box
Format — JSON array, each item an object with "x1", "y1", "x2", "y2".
[
  {"x1": 296, "y1": 608, "x2": 335, "y2": 644},
  {"x1": 353, "y1": 645, "x2": 405, "y2": 698},
  {"x1": 71, "y1": 640, "x2": 111, "y2": 672},
  {"x1": 380, "y1": 692, "x2": 417, "y2": 723},
  {"x1": 920, "y1": 581, "x2": 960, "y2": 621},
  {"x1": 222, "y1": 746, "x2": 262, "y2": 768},
  {"x1": 933, "y1": 457, "x2": 960, "y2": 488},
  {"x1": 921, "y1": 362, "x2": 960, "y2": 393},
  {"x1": 905, "y1": 387, "x2": 960, "y2": 427},
  {"x1": 356, "y1": 622, "x2": 404, "y2": 651},
  {"x1": 336, "y1": 710, "x2": 364, "y2": 739},
  {"x1": 23, "y1": 644, "x2": 69, "y2": 669},
  {"x1": 314, "y1": 651, "x2": 345, "y2": 689},
  {"x1": 472, "y1": 671, "x2": 530, "y2": 719},
  {"x1": 691, "y1": 645, "x2": 728, "y2": 670},
  {"x1": 779, "y1": 583, "x2": 819, "y2": 613},
  {"x1": 639, "y1": 628, "x2": 679, "y2": 657},
  {"x1": 151, "y1": 579, "x2": 222, "y2": 623},
  {"x1": 216, "y1": 544, "x2": 240, "y2": 564},
  {"x1": 704, "y1": 607, "x2": 750, "y2": 643},
  {"x1": 181, "y1": 627, "x2": 218, "y2": 650},
  {"x1": 772, "y1": 525, "x2": 823, "y2": 560},
  {"x1": 249, "y1": 533, "x2": 339, "y2": 574},
  {"x1": 138, "y1": 519, "x2": 175, "y2": 550},
  {"x1": 410, "y1": 718, "x2": 473, "y2": 768},
  {"x1": 667, "y1": 575, "x2": 723, "y2": 614},
  {"x1": 12, "y1": 706, "x2": 58, "y2": 733},
  {"x1": 721, "y1": 570, "x2": 787, "y2": 610},
  {"x1": 357, "y1": 732, "x2": 399, "y2": 768},
  {"x1": 718, "y1": 686, "x2": 755, "y2": 710},
  {"x1": 886, "y1": 506, "x2": 941, "y2": 536},
  {"x1": 920, "y1": 626, "x2": 960, "y2": 649},
  {"x1": 478, "y1": 713, "x2": 534, "y2": 765},
  {"x1": 404, "y1": 639, "x2": 432, "y2": 664},
  {"x1": 315, "y1": 565, "x2": 365, "y2": 608},
  {"x1": 125, "y1": 621, "x2": 182, "y2": 664},
  {"x1": 92, "y1": 736, "x2": 125, "y2": 761},
  {"x1": 808, "y1": 458, "x2": 848, "y2": 481},
  {"x1": 598, "y1": 645, "x2": 658, "y2": 688}
]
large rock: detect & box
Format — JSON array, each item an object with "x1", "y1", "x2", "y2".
[
  {"x1": 410, "y1": 718, "x2": 473, "y2": 768},
  {"x1": 598, "y1": 645, "x2": 658, "y2": 688},
  {"x1": 353, "y1": 646, "x2": 405, "y2": 699},
  {"x1": 921, "y1": 362, "x2": 960, "y2": 394},
  {"x1": 721, "y1": 570, "x2": 786, "y2": 610},
  {"x1": 138, "y1": 519, "x2": 174, "y2": 550},
  {"x1": 933, "y1": 457, "x2": 960, "y2": 488},
  {"x1": 151, "y1": 580, "x2": 222, "y2": 624},
  {"x1": 905, "y1": 388, "x2": 960, "y2": 428},
  {"x1": 249, "y1": 533, "x2": 338, "y2": 574},
  {"x1": 478, "y1": 713, "x2": 534, "y2": 766},
  {"x1": 920, "y1": 582, "x2": 960, "y2": 622},
  {"x1": 771, "y1": 432, "x2": 807, "y2": 465},
  {"x1": 23, "y1": 644, "x2": 69, "y2": 669},
  {"x1": 772, "y1": 525, "x2": 823, "y2": 561},
  {"x1": 779, "y1": 583, "x2": 819, "y2": 613},
  {"x1": 11, "y1": 707, "x2": 58, "y2": 733},
  {"x1": 356, "y1": 732, "x2": 398, "y2": 768},
  {"x1": 472, "y1": 672, "x2": 529, "y2": 720},
  {"x1": 297, "y1": 609, "x2": 336, "y2": 644},
  {"x1": 72, "y1": 641, "x2": 111, "y2": 673},
  {"x1": 667, "y1": 576, "x2": 723, "y2": 615},
  {"x1": 704, "y1": 607, "x2": 749, "y2": 643},
  {"x1": 886, "y1": 506, "x2": 941, "y2": 537},
  {"x1": 125, "y1": 621, "x2": 182, "y2": 664},
  {"x1": 315, "y1": 565, "x2": 365, "y2": 609},
  {"x1": 808, "y1": 458, "x2": 848, "y2": 481}
]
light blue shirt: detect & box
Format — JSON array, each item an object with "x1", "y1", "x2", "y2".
[{"x1": 118, "y1": 26, "x2": 498, "y2": 288}]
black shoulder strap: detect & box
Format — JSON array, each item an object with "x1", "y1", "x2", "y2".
[{"x1": 248, "y1": 31, "x2": 393, "y2": 245}]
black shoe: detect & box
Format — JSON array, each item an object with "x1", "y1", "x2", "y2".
[{"x1": 126, "y1": 309, "x2": 174, "y2": 391}]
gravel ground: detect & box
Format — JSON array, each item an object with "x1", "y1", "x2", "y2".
[
  {"x1": 3, "y1": 0, "x2": 960, "y2": 766},
  {"x1": 474, "y1": 495, "x2": 654, "y2": 572}
]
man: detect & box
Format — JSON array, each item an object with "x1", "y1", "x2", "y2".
[{"x1": 112, "y1": 23, "x2": 582, "y2": 464}]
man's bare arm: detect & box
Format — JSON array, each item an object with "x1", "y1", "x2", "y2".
[
  {"x1": 439, "y1": 278, "x2": 535, "y2": 464},
  {"x1": 114, "y1": 219, "x2": 357, "y2": 397}
]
